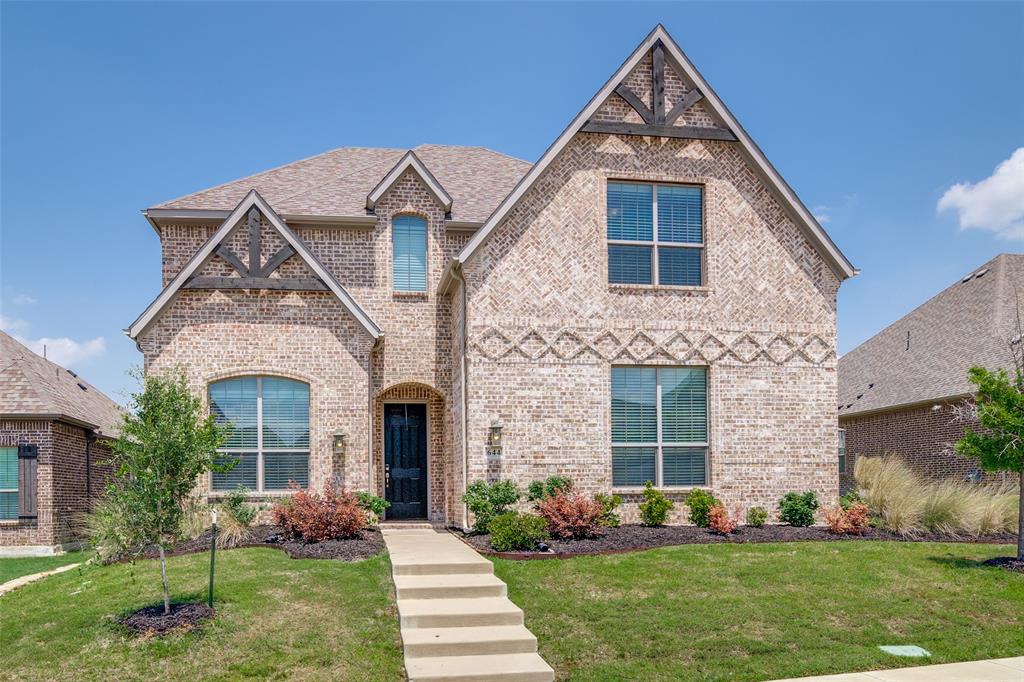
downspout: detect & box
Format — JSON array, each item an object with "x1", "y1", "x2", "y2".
[{"x1": 452, "y1": 263, "x2": 470, "y2": 530}]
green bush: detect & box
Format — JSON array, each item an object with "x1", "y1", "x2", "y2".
[
  {"x1": 527, "y1": 476, "x2": 574, "y2": 502},
  {"x1": 355, "y1": 491, "x2": 390, "y2": 524},
  {"x1": 223, "y1": 485, "x2": 261, "y2": 526},
  {"x1": 594, "y1": 493, "x2": 622, "y2": 527},
  {"x1": 746, "y1": 506, "x2": 768, "y2": 528},
  {"x1": 639, "y1": 482, "x2": 674, "y2": 527},
  {"x1": 838, "y1": 490, "x2": 863, "y2": 510},
  {"x1": 462, "y1": 480, "x2": 521, "y2": 534},
  {"x1": 489, "y1": 512, "x2": 550, "y2": 551},
  {"x1": 779, "y1": 491, "x2": 819, "y2": 527},
  {"x1": 684, "y1": 489, "x2": 720, "y2": 528}
]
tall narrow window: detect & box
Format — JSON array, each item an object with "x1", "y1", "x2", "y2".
[
  {"x1": 607, "y1": 182, "x2": 704, "y2": 286},
  {"x1": 0, "y1": 447, "x2": 17, "y2": 520},
  {"x1": 209, "y1": 377, "x2": 310, "y2": 492},
  {"x1": 838, "y1": 429, "x2": 846, "y2": 473},
  {"x1": 611, "y1": 366, "x2": 708, "y2": 487},
  {"x1": 392, "y1": 215, "x2": 427, "y2": 292}
]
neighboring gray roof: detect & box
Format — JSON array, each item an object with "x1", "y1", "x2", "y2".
[
  {"x1": 152, "y1": 144, "x2": 531, "y2": 224},
  {"x1": 838, "y1": 253, "x2": 1024, "y2": 417},
  {"x1": 0, "y1": 331, "x2": 124, "y2": 437}
]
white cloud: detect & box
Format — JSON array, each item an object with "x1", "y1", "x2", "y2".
[
  {"x1": 938, "y1": 147, "x2": 1024, "y2": 239},
  {"x1": 12, "y1": 294, "x2": 37, "y2": 305},
  {"x1": 0, "y1": 316, "x2": 106, "y2": 367},
  {"x1": 812, "y1": 205, "x2": 832, "y2": 224}
]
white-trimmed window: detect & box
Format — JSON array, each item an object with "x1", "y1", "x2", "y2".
[
  {"x1": 393, "y1": 215, "x2": 428, "y2": 292},
  {"x1": 209, "y1": 377, "x2": 310, "y2": 492},
  {"x1": 0, "y1": 447, "x2": 16, "y2": 519},
  {"x1": 838, "y1": 428, "x2": 846, "y2": 473},
  {"x1": 607, "y1": 181, "x2": 704, "y2": 286},
  {"x1": 611, "y1": 366, "x2": 708, "y2": 487}
]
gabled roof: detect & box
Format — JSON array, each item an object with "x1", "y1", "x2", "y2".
[
  {"x1": 128, "y1": 190, "x2": 382, "y2": 340},
  {"x1": 454, "y1": 24, "x2": 857, "y2": 280},
  {"x1": 0, "y1": 331, "x2": 124, "y2": 437},
  {"x1": 366, "y1": 150, "x2": 452, "y2": 212},
  {"x1": 839, "y1": 254, "x2": 1024, "y2": 417},
  {"x1": 146, "y1": 145, "x2": 530, "y2": 226}
]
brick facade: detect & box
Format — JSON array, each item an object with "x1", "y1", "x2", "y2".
[{"x1": 0, "y1": 419, "x2": 112, "y2": 550}]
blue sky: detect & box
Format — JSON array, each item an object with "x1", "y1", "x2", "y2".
[{"x1": 2, "y1": 1, "x2": 1022, "y2": 403}]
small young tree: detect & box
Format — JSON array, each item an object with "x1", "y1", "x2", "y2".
[
  {"x1": 955, "y1": 365, "x2": 1024, "y2": 560},
  {"x1": 103, "y1": 369, "x2": 227, "y2": 614}
]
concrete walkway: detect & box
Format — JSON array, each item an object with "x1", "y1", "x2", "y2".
[
  {"x1": 0, "y1": 562, "x2": 81, "y2": 597},
  {"x1": 382, "y1": 527, "x2": 554, "y2": 682},
  {"x1": 771, "y1": 657, "x2": 1024, "y2": 681}
]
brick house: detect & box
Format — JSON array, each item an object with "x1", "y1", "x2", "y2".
[
  {"x1": 838, "y1": 253, "x2": 1023, "y2": 490},
  {"x1": 0, "y1": 331, "x2": 122, "y2": 554},
  {"x1": 128, "y1": 25, "x2": 856, "y2": 527}
]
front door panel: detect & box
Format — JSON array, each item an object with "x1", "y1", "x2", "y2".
[{"x1": 384, "y1": 403, "x2": 427, "y2": 519}]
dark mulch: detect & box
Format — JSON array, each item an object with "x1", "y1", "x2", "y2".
[
  {"x1": 134, "y1": 525, "x2": 384, "y2": 562},
  {"x1": 983, "y1": 556, "x2": 1024, "y2": 573},
  {"x1": 459, "y1": 524, "x2": 1019, "y2": 557},
  {"x1": 118, "y1": 602, "x2": 214, "y2": 637}
]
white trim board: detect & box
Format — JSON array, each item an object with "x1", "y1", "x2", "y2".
[
  {"x1": 366, "y1": 150, "x2": 453, "y2": 212},
  {"x1": 454, "y1": 24, "x2": 856, "y2": 280},
  {"x1": 126, "y1": 189, "x2": 382, "y2": 340}
]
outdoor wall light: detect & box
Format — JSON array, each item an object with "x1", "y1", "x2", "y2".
[
  {"x1": 333, "y1": 429, "x2": 348, "y2": 457},
  {"x1": 487, "y1": 420, "x2": 503, "y2": 459}
]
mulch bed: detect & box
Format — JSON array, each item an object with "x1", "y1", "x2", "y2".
[
  {"x1": 459, "y1": 524, "x2": 1019, "y2": 558},
  {"x1": 982, "y1": 556, "x2": 1024, "y2": 573},
  {"x1": 118, "y1": 602, "x2": 214, "y2": 637},
  {"x1": 134, "y1": 525, "x2": 385, "y2": 562}
]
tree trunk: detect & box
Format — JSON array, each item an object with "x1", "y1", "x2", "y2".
[
  {"x1": 158, "y1": 544, "x2": 171, "y2": 615},
  {"x1": 1018, "y1": 468, "x2": 1023, "y2": 561}
]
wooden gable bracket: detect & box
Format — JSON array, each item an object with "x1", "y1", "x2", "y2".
[
  {"x1": 582, "y1": 41, "x2": 737, "y2": 142},
  {"x1": 184, "y1": 206, "x2": 327, "y2": 291}
]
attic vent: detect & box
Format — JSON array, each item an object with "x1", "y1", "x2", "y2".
[
  {"x1": 975, "y1": 268, "x2": 989, "y2": 279},
  {"x1": 961, "y1": 274, "x2": 973, "y2": 283},
  {"x1": 868, "y1": 383, "x2": 874, "y2": 389},
  {"x1": 856, "y1": 394, "x2": 863, "y2": 400},
  {"x1": 66, "y1": 369, "x2": 77, "y2": 377},
  {"x1": 77, "y1": 382, "x2": 88, "y2": 391}
]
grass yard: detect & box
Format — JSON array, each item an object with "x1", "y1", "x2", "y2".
[
  {"x1": 0, "y1": 550, "x2": 88, "y2": 584},
  {"x1": 0, "y1": 547, "x2": 403, "y2": 681},
  {"x1": 495, "y1": 541, "x2": 1024, "y2": 682}
]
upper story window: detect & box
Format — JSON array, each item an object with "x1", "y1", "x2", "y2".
[
  {"x1": 607, "y1": 182, "x2": 704, "y2": 287},
  {"x1": 0, "y1": 447, "x2": 17, "y2": 519},
  {"x1": 392, "y1": 215, "x2": 427, "y2": 292},
  {"x1": 209, "y1": 377, "x2": 310, "y2": 492},
  {"x1": 611, "y1": 366, "x2": 708, "y2": 488}
]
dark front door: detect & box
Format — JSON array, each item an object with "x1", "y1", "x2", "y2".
[{"x1": 384, "y1": 403, "x2": 428, "y2": 519}]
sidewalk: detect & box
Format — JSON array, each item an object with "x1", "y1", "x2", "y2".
[{"x1": 772, "y1": 657, "x2": 1024, "y2": 681}]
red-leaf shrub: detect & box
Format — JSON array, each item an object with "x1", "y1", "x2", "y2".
[
  {"x1": 708, "y1": 504, "x2": 740, "y2": 535},
  {"x1": 824, "y1": 505, "x2": 848, "y2": 534},
  {"x1": 824, "y1": 503, "x2": 871, "y2": 535},
  {"x1": 536, "y1": 492, "x2": 604, "y2": 539},
  {"x1": 271, "y1": 482, "x2": 367, "y2": 541}
]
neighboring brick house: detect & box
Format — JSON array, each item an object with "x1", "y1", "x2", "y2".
[
  {"x1": 838, "y1": 253, "x2": 1023, "y2": 490},
  {"x1": 128, "y1": 25, "x2": 856, "y2": 527},
  {"x1": 0, "y1": 331, "x2": 122, "y2": 554}
]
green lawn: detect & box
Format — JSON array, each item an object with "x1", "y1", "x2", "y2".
[
  {"x1": 0, "y1": 547, "x2": 403, "y2": 681},
  {"x1": 494, "y1": 541, "x2": 1024, "y2": 682},
  {"x1": 0, "y1": 550, "x2": 88, "y2": 584}
]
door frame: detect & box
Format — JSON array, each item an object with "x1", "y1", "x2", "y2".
[{"x1": 381, "y1": 399, "x2": 431, "y2": 520}]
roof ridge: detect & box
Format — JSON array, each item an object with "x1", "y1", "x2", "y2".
[
  {"x1": 272, "y1": 151, "x2": 408, "y2": 206},
  {"x1": 413, "y1": 143, "x2": 531, "y2": 165}
]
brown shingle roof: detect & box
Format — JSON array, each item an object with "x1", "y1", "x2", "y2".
[
  {"x1": 0, "y1": 331, "x2": 124, "y2": 437},
  {"x1": 152, "y1": 145, "x2": 532, "y2": 224},
  {"x1": 838, "y1": 253, "x2": 1024, "y2": 417}
]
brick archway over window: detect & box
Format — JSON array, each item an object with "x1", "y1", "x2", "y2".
[{"x1": 374, "y1": 383, "x2": 448, "y2": 522}]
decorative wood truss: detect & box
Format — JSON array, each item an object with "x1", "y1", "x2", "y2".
[
  {"x1": 581, "y1": 41, "x2": 737, "y2": 142},
  {"x1": 184, "y1": 206, "x2": 327, "y2": 292}
]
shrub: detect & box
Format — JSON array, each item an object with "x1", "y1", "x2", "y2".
[
  {"x1": 527, "y1": 476, "x2": 574, "y2": 502},
  {"x1": 838, "y1": 490, "x2": 863, "y2": 510},
  {"x1": 746, "y1": 506, "x2": 768, "y2": 528},
  {"x1": 855, "y1": 456, "x2": 923, "y2": 535},
  {"x1": 684, "y1": 489, "x2": 720, "y2": 527},
  {"x1": 355, "y1": 491, "x2": 390, "y2": 525},
  {"x1": 594, "y1": 493, "x2": 622, "y2": 527},
  {"x1": 779, "y1": 491, "x2": 819, "y2": 527},
  {"x1": 223, "y1": 485, "x2": 261, "y2": 527},
  {"x1": 537, "y1": 491, "x2": 604, "y2": 539},
  {"x1": 462, "y1": 480, "x2": 521, "y2": 534},
  {"x1": 708, "y1": 504, "x2": 740, "y2": 535},
  {"x1": 489, "y1": 512, "x2": 550, "y2": 551},
  {"x1": 824, "y1": 503, "x2": 871, "y2": 535},
  {"x1": 639, "y1": 482, "x2": 674, "y2": 527},
  {"x1": 271, "y1": 482, "x2": 366, "y2": 541}
]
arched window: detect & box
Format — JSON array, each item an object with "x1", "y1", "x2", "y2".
[
  {"x1": 208, "y1": 377, "x2": 309, "y2": 492},
  {"x1": 392, "y1": 215, "x2": 427, "y2": 292}
]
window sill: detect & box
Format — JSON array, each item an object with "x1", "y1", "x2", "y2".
[
  {"x1": 392, "y1": 291, "x2": 429, "y2": 300},
  {"x1": 609, "y1": 284, "x2": 711, "y2": 294},
  {"x1": 208, "y1": 490, "x2": 298, "y2": 500},
  {"x1": 612, "y1": 486, "x2": 705, "y2": 494},
  {"x1": 0, "y1": 518, "x2": 34, "y2": 526}
]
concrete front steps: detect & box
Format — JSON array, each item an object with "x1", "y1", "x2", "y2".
[{"x1": 382, "y1": 528, "x2": 554, "y2": 682}]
